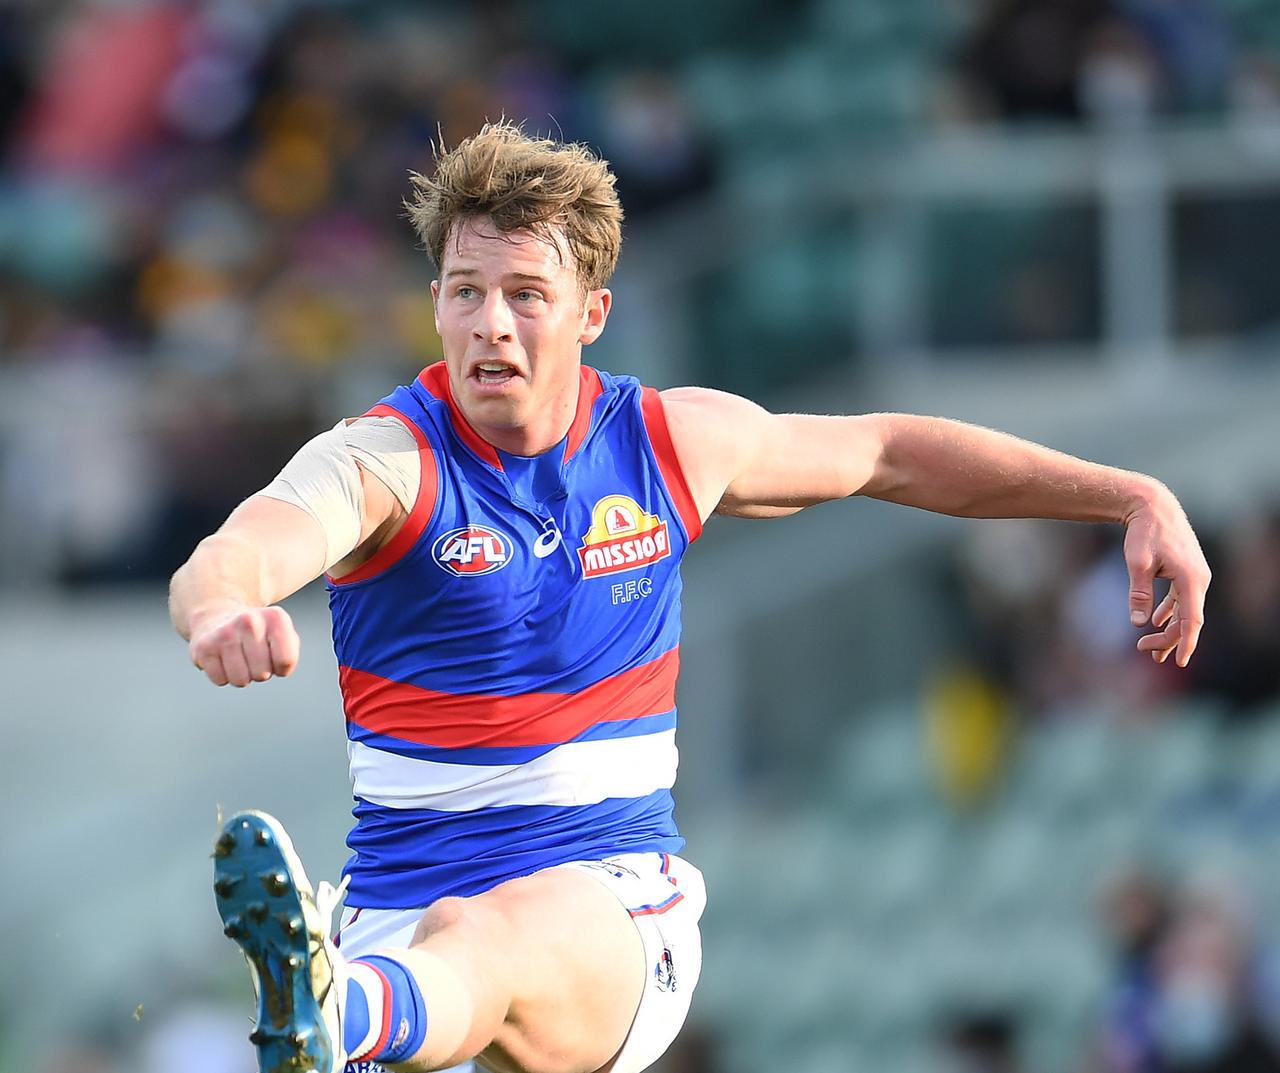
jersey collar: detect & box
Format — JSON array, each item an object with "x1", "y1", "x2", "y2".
[{"x1": 417, "y1": 362, "x2": 604, "y2": 470}]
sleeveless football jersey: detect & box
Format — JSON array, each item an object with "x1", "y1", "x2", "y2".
[{"x1": 326, "y1": 362, "x2": 702, "y2": 910}]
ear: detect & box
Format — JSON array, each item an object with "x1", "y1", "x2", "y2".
[
  {"x1": 430, "y1": 280, "x2": 441, "y2": 335},
  {"x1": 579, "y1": 289, "x2": 612, "y2": 346}
]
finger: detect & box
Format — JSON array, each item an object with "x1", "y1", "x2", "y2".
[
  {"x1": 1175, "y1": 571, "x2": 1209, "y2": 668},
  {"x1": 265, "y1": 612, "x2": 300, "y2": 677},
  {"x1": 1138, "y1": 633, "x2": 1179, "y2": 653},
  {"x1": 1177, "y1": 609, "x2": 1205, "y2": 668},
  {"x1": 1156, "y1": 647, "x2": 1173, "y2": 664},
  {"x1": 1152, "y1": 590, "x2": 1177, "y2": 629},
  {"x1": 236, "y1": 615, "x2": 275, "y2": 682},
  {"x1": 1137, "y1": 617, "x2": 1180, "y2": 652},
  {"x1": 200, "y1": 651, "x2": 230, "y2": 687},
  {"x1": 220, "y1": 642, "x2": 253, "y2": 688},
  {"x1": 1127, "y1": 552, "x2": 1156, "y2": 626}
]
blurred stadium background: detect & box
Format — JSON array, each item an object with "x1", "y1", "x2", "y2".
[{"x1": 4, "y1": 0, "x2": 1280, "y2": 1071}]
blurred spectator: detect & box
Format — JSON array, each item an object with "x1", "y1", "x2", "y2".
[
  {"x1": 948, "y1": 523, "x2": 1179, "y2": 723},
  {"x1": 937, "y1": 1008, "x2": 1034, "y2": 1073},
  {"x1": 1090, "y1": 867, "x2": 1174, "y2": 1073},
  {"x1": 593, "y1": 70, "x2": 715, "y2": 217},
  {"x1": 960, "y1": 0, "x2": 1115, "y2": 121},
  {"x1": 1188, "y1": 510, "x2": 1280, "y2": 717},
  {"x1": 1091, "y1": 870, "x2": 1280, "y2": 1073},
  {"x1": 1079, "y1": 16, "x2": 1161, "y2": 128},
  {"x1": 925, "y1": 662, "x2": 1015, "y2": 810}
]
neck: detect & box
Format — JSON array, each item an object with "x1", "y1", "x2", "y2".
[
  {"x1": 466, "y1": 373, "x2": 582, "y2": 458},
  {"x1": 478, "y1": 412, "x2": 574, "y2": 457}
]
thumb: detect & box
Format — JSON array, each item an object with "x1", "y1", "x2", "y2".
[{"x1": 1128, "y1": 556, "x2": 1155, "y2": 625}]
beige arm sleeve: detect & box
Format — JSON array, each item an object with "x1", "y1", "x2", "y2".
[{"x1": 255, "y1": 417, "x2": 422, "y2": 572}]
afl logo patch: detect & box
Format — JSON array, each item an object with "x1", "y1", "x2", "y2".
[{"x1": 433, "y1": 526, "x2": 513, "y2": 576}]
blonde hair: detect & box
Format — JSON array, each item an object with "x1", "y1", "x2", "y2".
[{"x1": 405, "y1": 121, "x2": 624, "y2": 292}]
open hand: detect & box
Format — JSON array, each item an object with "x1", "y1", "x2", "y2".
[{"x1": 1124, "y1": 489, "x2": 1211, "y2": 668}]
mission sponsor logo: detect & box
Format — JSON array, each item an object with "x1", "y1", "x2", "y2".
[
  {"x1": 578, "y1": 495, "x2": 670, "y2": 579},
  {"x1": 433, "y1": 525, "x2": 512, "y2": 576}
]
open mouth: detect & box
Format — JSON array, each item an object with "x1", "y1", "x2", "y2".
[{"x1": 473, "y1": 362, "x2": 520, "y2": 385}]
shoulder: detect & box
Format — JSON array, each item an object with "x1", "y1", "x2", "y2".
[
  {"x1": 646, "y1": 386, "x2": 776, "y2": 522},
  {"x1": 660, "y1": 385, "x2": 772, "y2": 431}
]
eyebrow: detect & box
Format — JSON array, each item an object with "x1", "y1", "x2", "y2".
[{"x1": 442, "y1": 268, "x2": 556, "y2": 286}]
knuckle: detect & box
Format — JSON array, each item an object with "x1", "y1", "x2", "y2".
[
  {"x1": 1130, "y1": 549, "x2": 1155, "y2": 570},
  {"x1": 264, "y1": 607, "x2": 291, "y2": 629}
]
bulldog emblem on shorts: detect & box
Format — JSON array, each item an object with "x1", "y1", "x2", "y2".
[{"x1": 654, "y1": 947, "x2": 677, "y2": 992}]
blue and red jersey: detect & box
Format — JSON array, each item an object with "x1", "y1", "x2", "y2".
[{"x1": 326, "y1": 362, "x2": 702, "y2": 909}]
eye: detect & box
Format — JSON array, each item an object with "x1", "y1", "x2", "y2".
[
  {"x1": 514, "y1": 290, "x2": 541, "y2": 302},
  {"x1": 456, "y1": 285, "x2": 477, "y2": 299}
]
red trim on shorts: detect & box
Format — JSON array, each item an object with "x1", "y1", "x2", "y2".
[
  {"x1": 630, "y1": 891, "x2": 685, "y2": 918},
  {"x1": 327, "y1": 404, "x2": 439, "y2": 586},
  {"x1": 563, "y1": 366, "x2": 604, "y2": 462},
  {"x1": 351, "y1": 959, "x2": 395, "y2": 1060},
  {"x1": 639, "y1": 387, "x2": 702, "y2": 542},
  {"x1": 417, "y1": 363, "x2": 503, "y2": 470}
]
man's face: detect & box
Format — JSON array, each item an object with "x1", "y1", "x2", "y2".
[{"x1": 431, "y1": 217, "x2": 610, "y2": 452}]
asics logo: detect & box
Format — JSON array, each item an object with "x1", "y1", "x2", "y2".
[{"x1": 533, "y1": 518, "x2": 563, "y2": 559}]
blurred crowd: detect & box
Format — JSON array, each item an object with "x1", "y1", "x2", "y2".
[
  {"x1": 1087, "y1": 867, "x2": 1280, "y2": 1073},
  {"x1": 6, "y1": 7, "x2": 1280, "y2": 1068},
  {"x1": 920, "y1": 508, "x2": 1280, "y2": 817},
  {"x1": 0, "y1": 0, "x2": 717, "y2": 586},
  {"x1": 950, "y1": 506, "x2": 1280, "y2": 727},
  {"x1": 0, "y1": 0, "x2": 714, "y2": 364},
  {"x1": 928, "y1": 868, "x2": 1280, "y2": 1073},
  {"x1": 3, "y1": 0, "x2": 1280, "y2": 583},
  {"x1": 934, "y1": 0, "x2": 1280, "y2": 349},
  {"x1": 950, "y1": 0, "x2": 1277, "y2": 127}
]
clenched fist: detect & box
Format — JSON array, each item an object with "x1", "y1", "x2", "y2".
[{"x1": 188, "y1": 604, "x2": 301, "y2": 687}]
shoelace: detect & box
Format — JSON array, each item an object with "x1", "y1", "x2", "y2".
[
  {"x1": 314, "y1": 873, "x2": 351, "y2": 1059},
  {"x1": 315, "y1": 874, "x2": 351, "y2": 939}
]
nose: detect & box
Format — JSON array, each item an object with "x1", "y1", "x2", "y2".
[{"x1": 473, "y1": 291, "x2": 515, "y2": 345}]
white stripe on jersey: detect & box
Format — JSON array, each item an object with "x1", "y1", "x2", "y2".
[{"x1": 349, "y1": 730, "x2": 679, "y2": 811}]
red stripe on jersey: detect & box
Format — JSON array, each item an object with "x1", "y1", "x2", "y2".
[
  {"x1": 564, "y1": 366, "x2": 604, "y2": 462},
  {"x1": 328, "y1": 404, "x2": 439, "y2": 586},
  {"x1": 417, "y1": 362, "x2": 503, "y2": 469},
  {"x1": 640, "y1": 388, "x2": 702, "y2": 542},
  {"x1": 340, "y1": 647, "x2": 680, "y2": 748}
]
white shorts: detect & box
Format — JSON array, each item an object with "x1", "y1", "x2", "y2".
[{"x1": 335, "y1": 851, "x2": 706, "y2": 1073}]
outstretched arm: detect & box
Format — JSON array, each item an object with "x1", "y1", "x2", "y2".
[
  {"x1": 169, "y1": 441, "x2": 405, "y2": 687},
  {"x1": 661, "y1": 387, "x2": 1211, "y2": 667}
]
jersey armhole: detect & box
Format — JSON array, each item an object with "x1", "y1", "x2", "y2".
[
  {"x1": 326, "y1": 403, "x2": 439, "y2": 585},
  {"x1": 639, "y1": 387, "x2": 703, "y2": 543}
]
